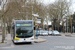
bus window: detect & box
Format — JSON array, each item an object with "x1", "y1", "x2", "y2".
[{"x1": 16, "y1": 26, "x2": 33, "y2": 38}]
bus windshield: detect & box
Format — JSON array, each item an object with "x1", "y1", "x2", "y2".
[{"x1": 16, "y1": 26, "x2": 33, "y2": 38}]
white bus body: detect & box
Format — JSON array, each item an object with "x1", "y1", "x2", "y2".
[{"x1": 11, "y1": 20, "x2": 34, "y2": 43}]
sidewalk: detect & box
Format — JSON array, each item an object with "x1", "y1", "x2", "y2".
[
  {"x1": 34, "y1": 38, "x2": 47, "y2": 43},
  {"x1": 0, "y1": 34, "x2": 12, "y2": 48},
  {"x1": 0, "y1": 35, "x2": 7, "y2": 43},
  {"x1": 0, "y1": 35, "x2": 8, "y2": 48},
  {"x1": 60, "y1": 33, "x2": 75, "y2": 37},
  {"x1": 65, "y1": 33, "x2": 75, "y2": 37},
  {"x1": 0, "y1": 34, "x2": 11, "y2": 44}
]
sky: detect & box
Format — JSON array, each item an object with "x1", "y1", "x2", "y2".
[
  {"x1": 42, "y1": 0, "x2": 75, "y2": 14},
  {"x1": 42, "y1": 0, "x2": 55, "y2": 4},
  {"x1": 71, "y1": 0, "x2": 75, "y2": 14}
]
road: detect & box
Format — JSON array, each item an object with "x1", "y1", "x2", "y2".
[{"x1": 0, "y1": 36, "x2": 75, "y2": 50}]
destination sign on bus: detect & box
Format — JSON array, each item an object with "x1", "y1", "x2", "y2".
[{"x1": 16, "y1": 24, "x2": 32, "y2": 26}]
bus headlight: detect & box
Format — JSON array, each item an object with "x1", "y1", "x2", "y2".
[{"x1": 14, "y1": 39, "x2": 19, "y2": 42}]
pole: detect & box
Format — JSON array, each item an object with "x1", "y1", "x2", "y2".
[
  {"x1": 73, "y1": 26, "x2": 74, "y2": 33},
  {"x1": 36, "y1": 25, "x2": 38, "y2": 39},
  {"x1": 32, "y1": 6, "x2": 33, "y2": 20},
  {"x1": 67, "y1": 18, "x2": 68, "y2": 33}
]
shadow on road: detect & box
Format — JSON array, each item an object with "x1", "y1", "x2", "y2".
[{"x1": 14, "y1": 42, "x2": 33, "y2": 45}]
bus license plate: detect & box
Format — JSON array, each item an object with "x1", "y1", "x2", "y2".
[{"x1": 22, "y1": 41, "x2": 27, "y2": 42}]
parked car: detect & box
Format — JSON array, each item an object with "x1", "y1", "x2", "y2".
[
  {"x1": 53, "y1": 30, "x2": 61, "y2": 36},
  {"x1": 48, "y1": 31, "x2": 53, "y2": 35},
  {"x1": 41, "y1": 31, "x2": 48, "y2": 36},
  {"x1": 39, "y1": 30, "x2": 44, "y2": 35},
  {"x1": 49, "y1": 30, "x2": 61, "y2": 36}
]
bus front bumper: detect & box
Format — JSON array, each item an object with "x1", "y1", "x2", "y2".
[{"x1": 14, "y1": 38, "x2": 34, "y2": 43}]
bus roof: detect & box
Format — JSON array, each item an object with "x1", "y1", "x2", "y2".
[{"x1": 14, "y1": 20, "x2": 33, "y2": 23}]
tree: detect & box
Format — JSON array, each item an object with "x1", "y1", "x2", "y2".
[
  {"x1": 4, "y1": 0, "x2": 46, "y2": 31},
  {"x1": 47, "y1": 0, "x2": 72, "y2": 33},
  {"x1": 0, "y1": 0, "x2": 2, "y2": 5},
  {"x1": 26, "y1": 0, "x2": 47, "y2": 29},
  {"x1": 72, "y1": 13, "x2": 75, "y2": 26},
  {"x1": 0, "y1": 0, "x2": 8, "y2": 43}
]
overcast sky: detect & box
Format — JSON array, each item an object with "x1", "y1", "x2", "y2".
[
  {"x1": 42, "y1": 0, "x2": 75, "y2": 14},
  {"x1": 71, "y1": 0, "x2": 75, "y2": 14}
]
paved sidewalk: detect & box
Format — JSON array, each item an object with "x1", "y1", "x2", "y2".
[
  {"x1": 6, "y1": 34, "x2": 11, "y2": 41},
  {"x1": 0, "y1": 34, "x2": 12, "y2": 48},
  {"x1": 0, "y1": 34, "x2": 11, "y2": 44},
  {"x1": 60, "y1": 33, "x2": 75, "y2": 37},
  {"x1": 34, "y1": 38, "x2": 47, "y2": 43}
]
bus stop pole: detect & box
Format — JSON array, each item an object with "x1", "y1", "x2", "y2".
[
  {"x1": 34, "y1": 30, "x2": 36, "y2": 39},
  {"x1": 36, "y1": 25, "x2": 38, "y2": 39}
]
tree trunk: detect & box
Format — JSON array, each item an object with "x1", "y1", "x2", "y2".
[
  {"x1": 52, "y1": 22, "x2": 54, "y2": 30},
  {"x1": 46, "y1": 16, "x2": 48, "y2": 30},
  {"x1": 43, "y1": 22, "x2": 44, "y2": 30},
  {"x1": 63, "y1": 22, "x2": 65, "y2": 33},
  {"x1": 4, "y1": 21, "x2": 6, "y2": 40},
  {"x1": 2, "y1": 25, "x2": 5, "y2": 43},
  {"x1": 41, "y1": 19, "x2": 44, "y2": 30},
  {"x1": 57, "y1": 20, "x2": 59, "y2": 31},
  {"x1": 7, "y1": 22, "x2": 11, "y2": 34},
  {"x1": 69, "y1": 15, "x2": 72, "y2": 34},
  {"x1": 1, "y1": 18, "x2": 5, "y2": 43},
  {"x1": 70, "y1": 19, "x2": 72, "y2": 34}
]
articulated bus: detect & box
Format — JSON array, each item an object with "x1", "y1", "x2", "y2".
[{"x1": 11, "y1": 20, "x2": 34, "y2": 43}]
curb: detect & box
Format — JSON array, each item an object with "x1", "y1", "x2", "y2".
[
  {"x1": 61, "y1": 34, "x2": 65, "y2": 36},
  {"x1": 65, "y1": 35, "x2": 75, "y2": 37},
  {"x1": 34, "y1": 38, "x2": 47, "y2": 43}
]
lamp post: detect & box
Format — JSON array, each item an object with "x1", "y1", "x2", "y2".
[{"x1": 32, "y1": 6, "x2": 33, "y2": 20}]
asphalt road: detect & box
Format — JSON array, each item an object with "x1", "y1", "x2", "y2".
[{"x1": 1, "y1": 36, "x2": 75, "y2": 50}]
